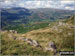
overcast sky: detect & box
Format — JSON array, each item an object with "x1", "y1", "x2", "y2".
[{"x1": 0, "y1": 0, "x2": 75, "y2": 10}]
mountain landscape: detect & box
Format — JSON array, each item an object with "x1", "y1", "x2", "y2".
[
  {"x1": 1, "y1": 7, "x2": 74, "y2": 33},
  {"x1": 1, "y1": 15, "x2": 74, "y2": 55},
  {"x1": 0, "y1": 7, "x2": 75, "y2": 55},
  {"x1": 1, "y1": 0, "x2": 75, "y2": 55}
]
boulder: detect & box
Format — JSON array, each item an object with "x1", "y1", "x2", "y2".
[
  {"x1": 45, "y1": 41, "x2": 57, "y2": 54},
  {"x1": 9, "y1": 30, "x2": 18, "y2": 34}
]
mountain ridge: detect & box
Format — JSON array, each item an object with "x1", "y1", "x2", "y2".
[{"x1": 1, "y1": 7, "x2": 75, "y2": 31}]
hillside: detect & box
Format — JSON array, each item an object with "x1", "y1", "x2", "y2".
[
  {"x1": 1, "y1": 16, "x2": 74, "y2": 55},
  {"x1": 24, "y1": 16, "x2": 74, "y2": 50}
]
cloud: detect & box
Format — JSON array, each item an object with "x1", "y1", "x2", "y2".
[
  {"x1": 65, "y1": 6, "x2": 75, "y2": 10},
  {"x1": 61, "y1": 1, "x2": 75, "y2": 4},
  {"x1": 4, "y1": 0, "x2": 12, "y2": 4},
  {"x1": 0, "y1": 0, "x2": 75, "y2": 10},
  {"x1": 60, "y1": 0, "x2": 75, "y2": 10},
  {"x1": 18, "y1": 3, "x2": 25, "y2": 7},
  {"x1": 23, "y1": 1, "x2": 56, "y2": 9}
]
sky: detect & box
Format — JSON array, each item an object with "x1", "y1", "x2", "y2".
[{"x1": 0, "y1": 0, "x2": 75, "y2": 10}]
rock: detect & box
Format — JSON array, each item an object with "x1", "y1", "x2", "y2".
[
  {"x1": 24, "y1": 38, "x2": 42, "y2": 49},
  {"x1": 32, "y1": 40, "x2": 39, "y2": 46},
  {"x1": 9, "y1": 30, "x2": 18, "y2": 34},
  {"x1": 48, "y1": 41, "x2": 57, "y2": 49},
  {"x1": 45, "y1": 41, "x2": 57, "y2": 54},
  {"x1": 32, "y1": 40, "x2": 43, "y2": 49},
  {"x1": 14, "y1": 31, "x2": 17, "y2": 34},
  {"x1": 32, "y1": 40, "x2": 42, "y2": 47},
  {"x1": 9, "y1": 30, "x2": 13, "y2": 33},
  {"x1": 24, "y1": 38, "x2": 33, "y2": 45}
]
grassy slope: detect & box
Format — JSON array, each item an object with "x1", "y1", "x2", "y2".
[
  {"x1": 24, "y1": 16, "x2": 74, "y2": 51},
  {"x1": 1, "y1": 16, "x2": 74, "y2": 55}
]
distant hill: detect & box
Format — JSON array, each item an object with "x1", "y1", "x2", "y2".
[
  {"x1": 1, "y1": 7, "x2": 75, "y2": 30},
  {"x1": 1, "y1": 7, "x2": 31, "y2": 29}
]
